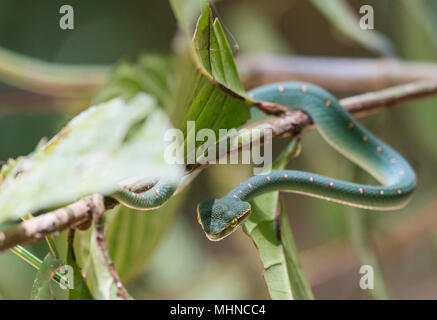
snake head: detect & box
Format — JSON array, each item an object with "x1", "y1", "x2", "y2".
[{"x1": 197, "y1": 197, "x2": 251, "y2": 241}]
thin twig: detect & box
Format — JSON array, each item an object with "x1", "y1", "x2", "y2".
[
  {"x1": 91, "y1": 194, "x2": 131, "y2": 300},
  {"x1": 0, "y1": 80, "x2": 436, "y2": 252}
]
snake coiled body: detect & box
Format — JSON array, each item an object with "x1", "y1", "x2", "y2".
[
  {"x1": 110, "y1": 81, "x2": 417, "y2": 241},
  {"x1": 197, "y1": 82, "x2": 417, "y2": 240},
  {"x1": 112, "y1": 179, "x2": 178, "y2": 210}
]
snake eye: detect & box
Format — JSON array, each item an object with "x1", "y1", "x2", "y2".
[{"x1": 230, "y1": 217, "x2": 238, "y2": 226}]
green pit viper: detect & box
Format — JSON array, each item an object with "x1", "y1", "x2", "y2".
[{"x1": 113, "y1": 82, "x2": 417, "y2": 241}]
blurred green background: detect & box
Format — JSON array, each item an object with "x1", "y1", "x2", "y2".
[{"x1": 0, "y1": 0, "x2": 437, "y2": 299}]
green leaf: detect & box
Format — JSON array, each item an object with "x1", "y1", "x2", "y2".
[
  {"x1": 75, "y1": 219, "x2": 131, "y2": 300},
  {"x1": 242, "y1": 139, "x2": 313, "y2": 300},
  {"x1": 72, "y1": 2, "x2": 251, "y2": 292},
  {"x1": 72, "y1": 189, "x2": 186, "y2": 294},
  {"x1": 169, "y1": 0, "x2": 252, "y2": 158},
  {"x1": 87, "y1": 231, "x2": 119, "y2": 299},
  {"x1": 195, "y1": 7, "x2": 245, "y2": 95},
  {"x1": 67, "y1": 233, "x2": 93, "y2": 300},
  {"x1": 74, "y1": 59, "x2": 189, "y2": 286},
  {"x1": 72, "y1": 1, "x2": 251, "y2": 295},
  {"x1": 93, "y1": 55, "x2": 173, "y2": 109},
  {"x1": 278, "y1": 200, "x2": 314, "y2": 299},
  {"x1": 93, "y1": 1, "x2": 252, "y2": 163},
  {"x1": 30, "y1": 253, "x2": 62, "y2": 300},
  {"x1": 137, "y1": 217, "x2": 249, "y2": 299},
  {"x1": 87, "y1": 224, "x2": 128, "y2": 300},
  {"x1": 104, "y1": 190, "x2": 186, "y2": 283},
  {"x1": 310, "y1": 0, "x2": 394, "y2": 56},
  {"x1": 0, "y1": 93, "x2": 183, "y2": 223}
]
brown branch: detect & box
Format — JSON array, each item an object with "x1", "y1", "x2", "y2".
[
  {"x1": 238, "y1": 54, "x2": 437, "y2": 94},
  {"x1": 187, "y1": 80, "x2": 437, "y2": 172},
  {"x1": 0, "y1": 198, "x2": 94, "y2": 250},
  {"x1": 1, "y1": 80, "x2": 437, "y2": 252},
  {"x1": 91, "y1": 195, "x2": 131, "y2": 300}
]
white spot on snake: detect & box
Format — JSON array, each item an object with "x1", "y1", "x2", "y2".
[
  {"x1": 396, "y1": 189, "x2": 402, "y2": 195},
  {"x1": 132, "y1": 192, "x2": 137, "y2": 198},
  {"x1": 248, "y1": 93, "x2": 254, "y2": 99},
  {"x1": 233, "y1": 195, "x2": 238, "y2": 199},
  {"x1": 379, "y1": 190, "x2": 384, "y2": 195},
  {"x1": 283, "y1": 174, "x2": 288, "y2": 179},
  {"x1": 300, "y1": 85, "x2": 307, "y2": 93},
  {"x1": 359, "y1": 188, "x2": 365, "y2": 194},
  {"x1": 399, "y1": 170, "x2": 405, "y2": 175},
  {"x1": 141, "y1": 194, "x2": 145, "y2": 198},
  {"x1": 239, "y1": 190, "x2": 243, "y2": 195},
  {"x1": 328, "y1": 182, "x2": 334, "y2": 187},
  {"x1": 248, "y1": 183, "x2": 253, "y2": 190},
  {"x1": 155, "y1": 189, "x2": 160, "y2": 196},
  {"x1": 363, "y1": 136, "x2": 369, "y2": 143},
  {"x1": 266, "y1": 176, "x2": 271, "y2": 181},
  {"x1": 279, "y1": 86, "x2": 285, "y2": 93},
  {"x1": 324, "y1": 99, "x2": 331, "y2": 107},
  {"x1": 377, "y1": 146, "x2": 383, "y2": 152},
  {"x1": 309, "y1": 177, "x2": 315, "y2": 182},
  {"x1": 389, "y1": 158, "x2": 396, "y2": 163}
]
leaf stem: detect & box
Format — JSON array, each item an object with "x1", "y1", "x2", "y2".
[
  {"x1": 9, "y1": 245, "x2": 65, "y2": 284},
  {"x1": 45, "y1": 236, "x2": 59, "y2": 259}
]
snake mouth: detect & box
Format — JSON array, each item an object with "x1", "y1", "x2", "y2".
[{"x1": 204, "y1": 207, "x2": 252, "y2": 241}]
